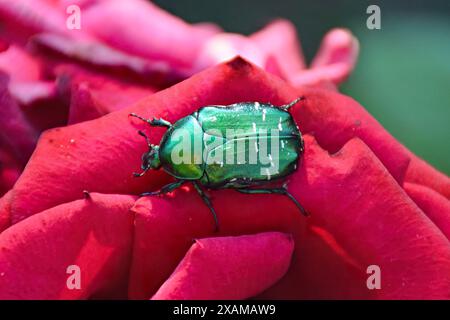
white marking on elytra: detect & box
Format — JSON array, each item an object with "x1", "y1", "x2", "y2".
[
  {"x1": 252, "y1": 122, "x2": 257, "y2": 132},
  {"x1": 254, "y1": 102, "x2": 260, "y2": 110},
  {"x1": 208, "y1": 116, "x2": 217, "y2": 122},
  {"x1": 262, "y1": 109, "x2": 266, "y2": 121},
  {"x1": 281, "y1": 141, "x2": 285, "y2": 149},
  {"x1": 278, "y1": 117, "x2": 283, "y2": 131},
  {"x1": 215, "y1": 161, "x2": 224, "y2": 167},
  {"x1": 254, "y1": 141, "x2": 259, "y2": 152},
  {"x1": 265, "y1": 168, "x2": 271, "y2": 180},
  {"x1": 268, "y1": 154, "x2": 275, "y2": 168}
]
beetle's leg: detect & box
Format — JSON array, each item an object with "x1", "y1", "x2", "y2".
[
  {"x1": 133, "y1": 168, "x2": 149, "y2": 177},
  {"x1": 280, "y1": 96, "x2": 305, "y2": 111},
  {"x1": 129, "y1": 113, "x2": 172, "y2": 128},
  {"x1": 192, "y1": 181, "x2": 219, "y2": 232},
  {"x1": 139, "y1": 180, "x2": 185, "y2": 197},
  {"x1": 236, "y1": 187, "x2": 308, "y2": 216},
  {"x1": 137, "y1": 130, "x2": 153, "y2": 148}
]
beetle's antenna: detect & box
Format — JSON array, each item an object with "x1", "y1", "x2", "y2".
[
  {"x1": 130, "y1": 113, "x2": 173, "y2": 128},
  {"x1": 137, "y1": 130, "x2": 152, "y2": 149},
  {"x1": 281, "y1": 96, "x2": 305, "y2": 111},
  {"x1": 129, "y1": 113, "x2": 153, "y2": 125}
]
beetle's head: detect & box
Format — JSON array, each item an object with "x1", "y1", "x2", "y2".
[
  {"x1": 133, "y1": 130, "x2": 161, "y2": 177},
  {"x1": 141, "y1": 145, "x2": 161, "y2": 171}
]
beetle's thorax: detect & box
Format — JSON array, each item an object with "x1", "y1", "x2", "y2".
[{"x1": 149, "y1": 146, "x2": 161, "y2": 169}]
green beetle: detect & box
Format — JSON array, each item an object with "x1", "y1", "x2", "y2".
[{"x1": 130, "y1": 97, "x2": 308, "y2": 230}]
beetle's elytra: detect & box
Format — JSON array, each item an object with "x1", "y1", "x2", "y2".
[{"x1": 130, "y1": 97, "x2": 308, "y2": 230}]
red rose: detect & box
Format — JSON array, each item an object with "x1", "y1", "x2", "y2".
[
  {"x1": 0, "y1": 0, "x2": 357, "y2": 195},
  {"x1": 0, "y1": 0, "x2": 449, "y2": 300}
]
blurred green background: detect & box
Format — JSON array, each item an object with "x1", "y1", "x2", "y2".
[{"x1": 154, "y1": 0, "x2": 450, "y2": 174}]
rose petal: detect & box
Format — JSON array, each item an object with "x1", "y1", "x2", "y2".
[
  {"x1": 9, "y1": 80, "x2": 57, "y2": 106},
  {"x1": 289, "y1": 63, "x2": 352, "y2": 87},
  {"x1": 17, "y1": 85, "x2": 69, "y2": 133},
  {"x1": 285, "y1": 135, "x2": 450, "y2": 299},
  {"x1": 128, "y1": 180, "x2": 366, "y2": 299},
  {"x1": 0, "y1": 149, "x2": 21, "y2": 197},
  {"x1": 0, "y1": 73, "x2": 38, "y2": 164},
  {"x1": 0, "y1": 193, "x2": 135, "y2": 299},
  {"x1": 151, "y1": 232, "x2": 293, "y2": 300},
  {"x1": 4, "y1": 57, "x2": 294, "y2": 223},
  {"x1": 54, "y1": 65, "x2": 156, "y2": 124},
  {"x1": 292, "y1": 87, "x2": 411, "y2": 183},
  {"x1": 0, "y1": 38, "x2": 9, "y2": 53},
  {"x1": 66, "y1": 82, "x2": 103, "y2": 124},
  {"x1": 290, "y1": 29, "x2": 358, "y2": 87},
  {"x1": 257, "y1": 225, "x2": 369, "y2": 299},
  {"x1": 2, "y1": 57, "x2": 436, "y2": 233},
  {"x1": 263, "y1": 54, "x2": 285, "y2": 79},
  {"x1": 311, "y1": 29, "x2": 359, "y2": 69},
  {"x1": 81, "y1": 0, "x2": 220, "y2": 70},
  {"x1": 129, "y1": 134, "x2": 450, "y2": 299},
  {"x1": 250, "y1": 19, "x2": 306, "y2": 79},
  {"x1": 0, "y1": 48, "x2": 64, "y2": 132},
  {"x1": 405, "y1": 153, "x2": 450, "y2": 199},
  {"x1": 128, "y1": 190, "x2": 216, "y2": 299},
  {"x1": 311, "y1": 28, "x2": 359, "y2": 81},
  {"x1": 404, "y1": 182, "x2": 450, "y2": 240},
  {"x1": 194, "y1": 33, "x2": 266, "y2": 72},
  {"x1": 31, "y1": 33, "x2": 185, "y2": 86},
  {"x1": 0, "y1": 0, "x2": 68, "y2": 43},
  {"x1": 0, "y1": 167, "x2": 20, "y2": 198},
  {"x1": 0, "y1": 190, "x2": 12, "y2": 232},
  {"x1": 58, "y1": 0, "x2": 98, "y2": 9},
  {"x1": 0, "y1": 44, "x2": 42, "y2": 82}
]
